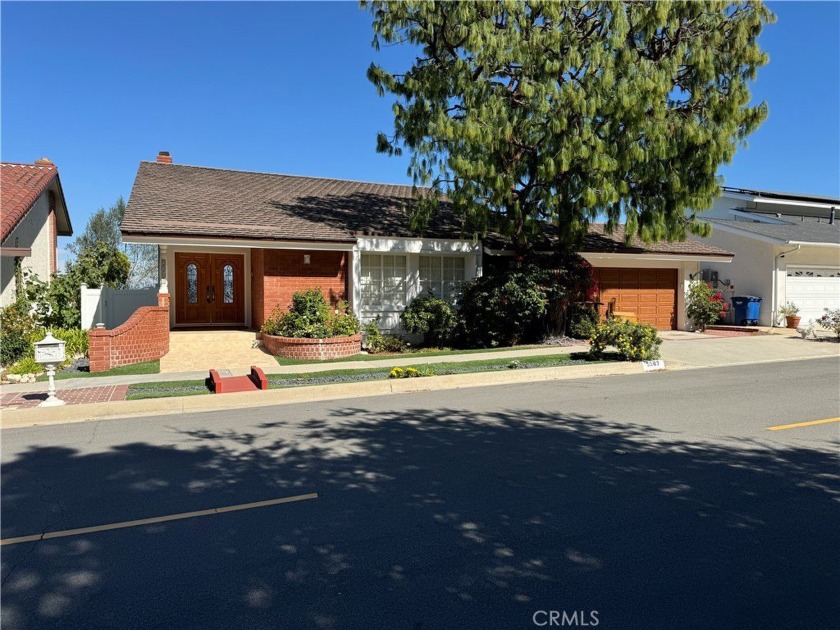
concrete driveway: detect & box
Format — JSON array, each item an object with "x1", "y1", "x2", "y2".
[{"x1": 660, "y1": 332, "x2": 839, "y2": 368}]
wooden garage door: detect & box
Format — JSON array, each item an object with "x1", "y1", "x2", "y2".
[{"x1": 595, "y1": 268, "x2": 678, "y2": 330}]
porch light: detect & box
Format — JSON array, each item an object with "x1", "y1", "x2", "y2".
[
  {"x1": 34, "y1": 332, "x2": 66, "y2": 407},
  {"x1": 304, "y1": 254, "x2": 311, "y2": 265}
]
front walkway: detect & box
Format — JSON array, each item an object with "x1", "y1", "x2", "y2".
[
  {"x1": 160, "y1": 330, "x2": 278, "y2": 374},
  {"x1": 1, "y1": 385, "x2": 128, "y2": 409}
]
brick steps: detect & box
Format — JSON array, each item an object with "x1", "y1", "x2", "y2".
[{"x1": 208, "y1": 366, "x2": 268, "y2": 394}]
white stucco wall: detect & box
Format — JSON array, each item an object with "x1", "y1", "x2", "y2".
[
  {"x1": 353, "y1": 236, "x2": 482, "y2": 332},
  {"x1": 701, "y1": 224, "x2": 840, "y2": 326},
  {"x1": 1, "y1": 192, "x2": 53, "y2": 308},
  {"x1": 699, "y1": 228, "x2": 776, "y2": 325}
]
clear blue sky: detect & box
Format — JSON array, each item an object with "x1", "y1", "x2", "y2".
[{"x1": 3, "y1": 1, "x2": 838, "y2": 265}]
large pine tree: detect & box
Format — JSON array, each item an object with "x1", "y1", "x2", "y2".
[{"x1": 365, "y1": 1, "x2": 774, "y2": 252}]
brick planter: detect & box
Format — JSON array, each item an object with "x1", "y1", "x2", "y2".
[{"x1": 262, "y1": 333, "x2": 362, "y2": 361}]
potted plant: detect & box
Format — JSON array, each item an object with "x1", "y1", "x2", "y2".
[
  {"x1": 779, "y1": 302, "x2": 800, "y2": 329},
  {"x1": 260, "y1": 288, "x2": 362, "y2": 360}
]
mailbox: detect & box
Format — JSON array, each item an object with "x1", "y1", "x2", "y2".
[
  {"x1": 34, "y1": 332, "x2": 66, "y2": 366},
  {"x1": 34, "y1": 332, "x2": 67, "y2": 407}
]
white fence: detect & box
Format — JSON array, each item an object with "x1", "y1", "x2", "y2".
[{"x1": 80, "y1": 283, "x2": 158, "y2": 330}]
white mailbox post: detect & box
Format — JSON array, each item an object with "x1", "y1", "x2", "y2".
[{"x1": 34, "y1": 332, "x2": 66, "y2": 407}]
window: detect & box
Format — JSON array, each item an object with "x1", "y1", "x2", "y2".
[
  {"x1": 223, "y1": 264, "x2": 234, "y2": 303},
  {"x1": 419, "y1": 256, "x2": 465, "y2": 302},
  {"x1": 186, "y1": 264, "x2": 197, "y2": 304},
  {"x1": 361, "y1": 254, "x2": 407, "y2": 309}
]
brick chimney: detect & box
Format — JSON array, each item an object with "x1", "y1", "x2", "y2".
[
  {"x1": 156, "y1": 151, "x2": 173, "y2": 164},
  {"x1": 35, "y1": 157, "x2": 54, "y2": 166}
]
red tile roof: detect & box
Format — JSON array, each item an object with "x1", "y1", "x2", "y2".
[{"x1": 1, "y1": 161, "x2": 60, "y2": 241}]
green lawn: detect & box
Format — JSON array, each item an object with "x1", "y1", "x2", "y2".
[
  {"x1": 271, "y1": 344, "x2": 544, "y2": 366},
  {"x1": 38, "y1": 360, "x2": 161, "y2": 382},
  {"x1": 125, "y1": 379, "x2": 210, "y2": 401},
  {"x1": 126, "y1": 351, "x2": 608, "y2": 400}
]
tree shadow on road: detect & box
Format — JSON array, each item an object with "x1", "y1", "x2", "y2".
[{"x1": 2, "y1": 406, "x2": 838, "y2": 629}]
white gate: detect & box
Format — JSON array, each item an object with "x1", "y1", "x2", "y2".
[{"x1": 80, "y1": 283, "x2": 158, "y2": 329}]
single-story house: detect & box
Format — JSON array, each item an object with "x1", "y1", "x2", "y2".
[
  {"x1": 1, "y1": 159, "x2": 73, "y2": 307},
  {"x1": 697, "y1": 187, "x2": 840, "y2": 326},
  {"x1": 120, "y1": 152, "x2": 732, "y2": 333}
]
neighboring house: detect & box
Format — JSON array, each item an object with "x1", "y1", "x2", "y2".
[
  {"x1": 0, "y1": 159, "x2": 73, "y2": 307},
  {"x1": 120, "y1": 152, "x2": 732, "y2": 333},
  {"x1": 698, "y1": 187, "x2": 840, "y2": 326}
]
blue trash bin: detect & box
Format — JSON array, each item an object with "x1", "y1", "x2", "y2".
[{"x1": 731, "y1": 296, "x2": 762, "y2": 326}]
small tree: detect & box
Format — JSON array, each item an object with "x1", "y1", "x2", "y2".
[
  {"x1": 70, "y1": 197, "x2": 159, "y2": 288},
  {"x1": 25, "y1": 243, "x2": 130, "y2": 329}
]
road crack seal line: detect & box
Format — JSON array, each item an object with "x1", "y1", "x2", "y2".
[{"x1": 2, "y1": 476, "x2": 69, "y2": 587}]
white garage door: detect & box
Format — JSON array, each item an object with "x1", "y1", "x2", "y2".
[{"x1": 786, "y1": 267, "x2": 840, "y2": 323}]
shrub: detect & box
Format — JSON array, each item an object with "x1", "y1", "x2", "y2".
[
  {"x1": 388, "y1": 365, "x2": 434, "y2": 378},
  {"x1": 589, "y1": 318, "x2": 662, "y2": 361},
  {"x1": 262, "y1": 289, "x2": 360, "y2": 338},
  {"x1": 8, "y1": 357, "x2": 43, "y2": 375},
  {"x1": 0, "y1": 305, "x2": 37, "y2": 366},
  {"x1": 817, "y1": 308, "x2": 840, "y2": 340},
  {"x1": 567, "y1": 303, "x2": 600, "y2": 339},
  {"x1": 456, "y1": 254, "x2": 596, "y2": 347},
  {"x1": 364, "y1": 321, "x2": 409, "y2": 354},
  {"x1": 23, "y1": 327, "x2": 89, "y2": 359},
  {"x1": 686, "y1": 281, "x2": 728, "y2": 331},
  {"x1": 401, "y1": 291, "x2": 457, "y2": 347},
  {"x1": 456, "y1": 265, "x2": 548, "y2": 347},
  {"x1": 52, "y1": 328, "x2": 90, "y2": 357}
]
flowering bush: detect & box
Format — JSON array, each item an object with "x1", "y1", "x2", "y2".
[
  {"x1": 686, "y1": 281, "x2": 728, "y2": 331},
  {"x1": 389, "y1": 366, "x2": 434, "y2": 378},
  {"x1": 817, "y1": 308, "x2": 840, "y2": 340},
  {"x1": 589, "y1": 318, "x2": 662, "y2": 361},
  {"x1": 262, "y1": 289, "x2": 360, "y2": 338}
]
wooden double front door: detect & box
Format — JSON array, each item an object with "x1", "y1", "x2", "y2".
[{"x1": 175, "y1": 253, "x2": 245, "y2": 325}]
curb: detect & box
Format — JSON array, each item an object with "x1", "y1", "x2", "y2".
[{"x1": 1, "y1": 361, "x2": 640, "y2": 430}]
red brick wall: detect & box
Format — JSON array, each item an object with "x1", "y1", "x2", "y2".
[
  {"x1": 88, "y1": 294, "x2": 171, "y2": 373},
  {"x1": 253, "y1": 249, "x2": 347, "y2": 329},
  {"x1": 251, "y1": 248, "x2": 265, "y2": 329},
  {"x1": 262, "y1": 333, "x2": 361, "y2": 360}
]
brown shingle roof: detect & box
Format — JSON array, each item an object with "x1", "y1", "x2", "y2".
[
  {"x1": 122, "y1": 162, "x2": 470, "y2": 243},
  {"x1": 580, "y1": 224, "x2": 732, "y2": 257},
  {"x1": 1, "y1": 161, "x2": 61, "y2": 241},
  {"x1": 122, "y1": 161, "x2": 732, "y2": 257}
]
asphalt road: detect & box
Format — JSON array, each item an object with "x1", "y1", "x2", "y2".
[{"x1": 2, "y1": 358, "x2": 839, "y2": 629}]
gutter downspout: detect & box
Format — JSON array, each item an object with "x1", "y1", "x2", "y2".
[{"x1": 771, "y1": 244, "x2": 801, "y2": 327}]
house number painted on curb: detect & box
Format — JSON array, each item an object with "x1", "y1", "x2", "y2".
[{"x1": 642, "y1": 360, "x2": 666, "y2": 372}]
